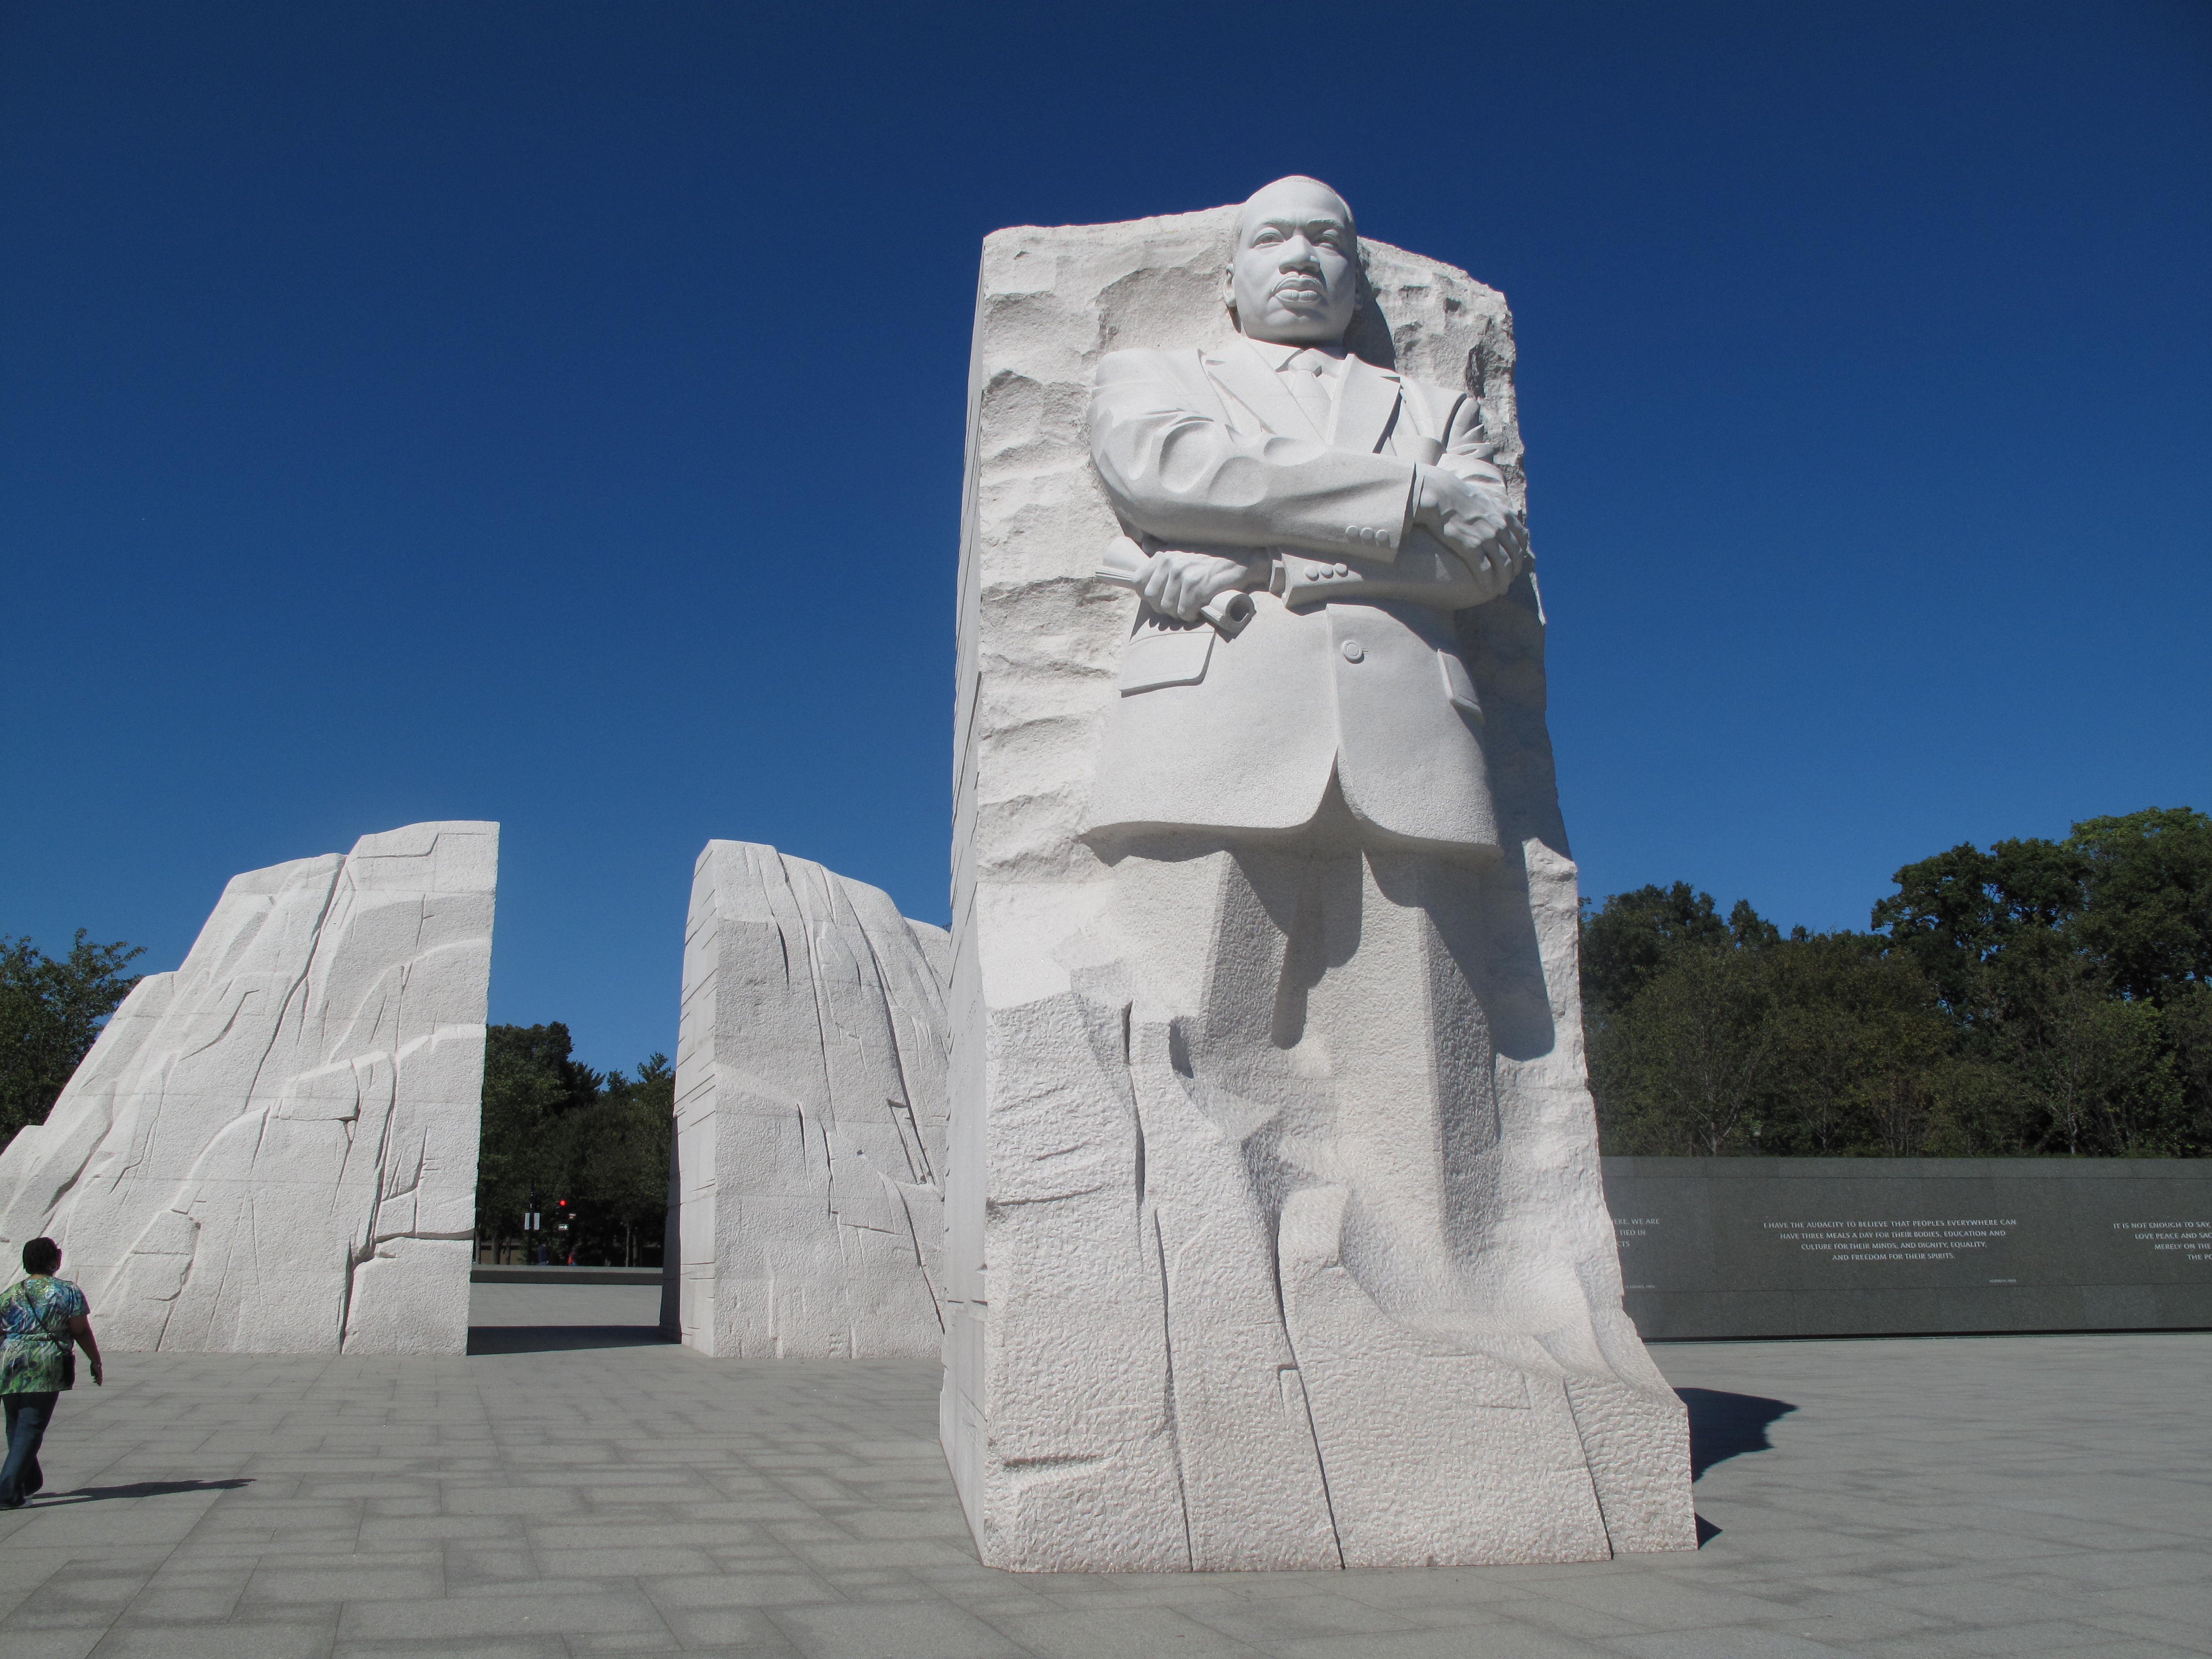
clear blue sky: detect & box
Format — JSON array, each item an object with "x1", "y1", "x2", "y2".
[{"x1": 5, "y1": 2, "x2": 2206, "y2": 1076}]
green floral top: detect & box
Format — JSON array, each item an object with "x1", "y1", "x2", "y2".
[{"x1": 0, "y1": 1276, "x2": 88, "y2": 1394}]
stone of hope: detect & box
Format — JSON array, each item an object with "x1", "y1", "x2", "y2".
[{"x1": 942, "y1": 177, "x2": 1697, "y2": 1570}]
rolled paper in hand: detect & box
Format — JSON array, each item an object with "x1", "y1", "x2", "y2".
[{"x1": 1095, "y1": 535, "x2": 1255, "y2": 638}]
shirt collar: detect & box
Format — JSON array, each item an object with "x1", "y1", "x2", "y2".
[{"x1": 1240, "y1": 335, "x2": 1348, "y2": 378}]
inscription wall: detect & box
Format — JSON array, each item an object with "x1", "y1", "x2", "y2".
[{"x1": 1601, "y1": 1158, "x2": 2212, "y2": 1340}]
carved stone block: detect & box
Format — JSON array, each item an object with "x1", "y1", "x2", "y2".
[
  {"x1": 667, "y1": 841, "x2": 949, "y2": 1357},
  {"x1": 0, "y1": 822, "x2": 497, "y2": 1355},
  {"x1": 944, "y1": 201, "x2": 1695, "y2": 1569}
]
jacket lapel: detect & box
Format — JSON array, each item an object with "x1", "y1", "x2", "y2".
[
  {"x1": 1203, "y1": 344, "x2": 1319, "y2": 440},
  {"x1": 1334, "y1": 354, "x2": 1404, "y2": 456}
]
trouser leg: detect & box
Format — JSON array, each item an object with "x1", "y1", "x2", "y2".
[
  {"x1": 1101, "y1": 833, "x2": 1342, "y2": 1179},
  {"x1": 0, "y1": 1393, "x2": 57, "y2": 1503},
  {"x1": 1104, "y1": 813, "x2": 1504, "y2": 1325},
  {"x1": 1306, "y1": 848, "x2": 1501, "y2": 1332}
]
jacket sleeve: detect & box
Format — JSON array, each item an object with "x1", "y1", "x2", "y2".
[{"x1": 1088, "y1": 349, "x2": 1419, "y2": 558}]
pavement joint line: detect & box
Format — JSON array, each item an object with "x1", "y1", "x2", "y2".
[{"x1": 0, "y1": 1285, "x2": 2194, "y2": 1658}]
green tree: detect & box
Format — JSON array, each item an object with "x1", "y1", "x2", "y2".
[
  {"x1": 2065, "y1": 807, "x2": 2212, "y2": 1005},
  {"x1": 476, "y1": 1022, "x2": 601, "y2": 1260},
  {"x1": 1581, "y1": 883, "x2": 1734, "y2": 1016},
  {"x1": 2162, "y1": 981, "x2": 2212, "y2": 1153},
  {"x1": 1918, "y1": 1057, "x2": 2028, "y2": 1156},
  {"x1": 1849, "y1": 1001, "x2": 1957, "y2": 1155},
  {"x1": 1994, "y1": 939, "x2": 2183, "y2": 1155},
  {"x1": 1592, "y1": 803, "x2": 2208, "y2": 1161},
  {"x1": 1597, "y1": 945, "x2": 1778, "y2": 1155},
  {"x1": 1, "y1": 932, "x2": 145, "y2": 1148},
  {"x1": 1871, "y1": 836, "x2": 2088, "y2": 1020},
  {"x1": 575, "y1": 1055, "x2": 674, "y2": 1265},
  {"x1": 1761, "y1": 934, "x2": 1950, "y2": 1155},
  {"x1": 475, "y1": 1025, "x2": 674, "y2": 1264}
]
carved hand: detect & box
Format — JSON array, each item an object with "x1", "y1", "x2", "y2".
[
  {"x1": 1414, "y1": 466, "x2": 1529, "y2": 601},
  {"x1": 1140, "y1": 549, "x2": 1254, "y2": 623}
]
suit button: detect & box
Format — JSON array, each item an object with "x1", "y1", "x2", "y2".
[
  {"x1": 1305, "y1": 565, "x2": 1324, "y2": 580},
  {"x1": 1341, "y1": 639, "x2": 1364, "y2": 663},
  {"x1": 1333, "y1": 563, "x2": 1348, "y2": 576}
]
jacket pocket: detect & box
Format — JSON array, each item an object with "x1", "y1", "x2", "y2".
[
  {"x1": 1120, "y1": 623, "x2": 1213, "y2": 693},
  {"x1": 1437, "y1": 649, "x2": 1483, "y2": 721}
]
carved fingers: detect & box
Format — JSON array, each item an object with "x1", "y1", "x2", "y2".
[{"x1": 1416, "y1": 467, "x2": 1530, "y2": 601}]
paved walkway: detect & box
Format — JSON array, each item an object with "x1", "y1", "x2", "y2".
[{"x1": 0, "y1": 1288, "x2": 2202, "y2": 1657}]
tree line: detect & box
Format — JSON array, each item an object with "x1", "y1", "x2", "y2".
[
  {"x1": 476, "y1": 1022, "x2": 673, "y2": 1266},
  {"x1": 1585, "y1": 806, "x2": 2212, "y2": 1158}
]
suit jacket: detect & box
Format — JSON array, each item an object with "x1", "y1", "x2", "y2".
[{"x1": 1082, "y1": 341, "x2": 1507, "y2": 859}]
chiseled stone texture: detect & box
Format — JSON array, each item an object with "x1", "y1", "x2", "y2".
[
  {"x1": 0, "y1": 821, "x2": 497, "y2": 1355},
  {"x1": 946, "y1": 206, "x2": 1694, "y2": 1569},
  {"x1": 668, "y1": 841, "x2": 950, "y2": 1358}
]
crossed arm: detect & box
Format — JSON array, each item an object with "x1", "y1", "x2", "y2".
[{"x1": 1087, "y1": 350, "x2": 1528, "y2": 620}]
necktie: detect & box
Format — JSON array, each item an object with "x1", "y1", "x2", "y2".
[{"x1": 1282, "y1": 349, "x2": 1334, "y2": 437}]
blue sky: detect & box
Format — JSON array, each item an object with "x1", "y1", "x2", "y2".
[{"x1": 5, "y1": 2, "x2": 2206, "y2": 1075}]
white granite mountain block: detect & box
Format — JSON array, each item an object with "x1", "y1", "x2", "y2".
[
  {"x1": 668, "y1": 841, "x2": 949, "y2": 1358},
  {"x1": 0, "y1": 821, "x2": 498, "y2": 1355},
  {"x1": 944, "y1": 201, "x2": 1695, "y2": 1569}
]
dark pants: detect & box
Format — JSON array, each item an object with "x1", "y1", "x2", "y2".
[{"x1": 1, "y1": 1392, "x2": 58, "y2": 1504}]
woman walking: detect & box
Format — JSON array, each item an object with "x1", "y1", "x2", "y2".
[{"x1": 0, "y1": 1236, "x2": 103, "y2": 1509}]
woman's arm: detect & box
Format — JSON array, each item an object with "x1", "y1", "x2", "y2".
[{"x1": 67, "y1": 1314, "x2": 102, "y2": 1386}]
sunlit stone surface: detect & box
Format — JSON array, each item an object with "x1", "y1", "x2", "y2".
[
  {"x1": 667, "y1": 841, "x2": 949, "y2": 1358},
  {"x1": 0, "y1": 821, "x2": 497, "y2": 1355},
  {"x1": 943, "y1": 187, "x2": 1695, "y2": 1570}
]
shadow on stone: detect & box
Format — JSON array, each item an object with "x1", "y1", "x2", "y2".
[
  {"x1": 1679, "y1": 1387, "x2": 1798, "y2": 1480},
  {"x1": 467, "y1": 1325, "x2": 674, "y2": 1355},
  {"x1": 1695, "y1": 1513, "x2": 1722, "y2": 1547},
  {"x1": 35, "y1": 1478, "x2": 253, "y2": 1506}
]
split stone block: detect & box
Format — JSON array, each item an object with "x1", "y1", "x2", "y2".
[
  {"x1": 0, "y1": 821, "x2": 498, "y2": 1354},
  {"x1": 666, "y1": 841, "x2": 949, "y2": 1358}
]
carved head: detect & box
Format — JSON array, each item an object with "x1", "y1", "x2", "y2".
[{"x1": 1225, "y1": 175, "x2": 1362, "y2": 347}]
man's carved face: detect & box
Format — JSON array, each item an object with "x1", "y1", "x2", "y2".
[{"x1": 1229, "y1": 177, "x2": 1360, "y2": 347}]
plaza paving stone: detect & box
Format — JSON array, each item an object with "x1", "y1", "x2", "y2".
[{"x1": 0, "y1": 1285, "x2": 2201, "y2": 1657}]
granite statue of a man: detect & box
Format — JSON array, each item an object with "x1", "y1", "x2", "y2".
[
  {"x1": 1085, "y1": 178, "x2": 1535, "y2": 1345},
  {"x1": 942, "y1": 178, "x2": 1694, "y2": 1571}
]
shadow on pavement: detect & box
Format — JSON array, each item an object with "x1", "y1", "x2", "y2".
[
  {"x1": 1679, "y1": 1387, "x2": 1798, "y2": 1480},
  {"x1": 33, "y1": 1479, "x2": 252, "y2": 1507},
  {"x1": 467, "y1": 1325, "x2": 674, "y2": 1355}
]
